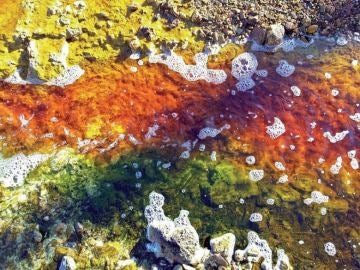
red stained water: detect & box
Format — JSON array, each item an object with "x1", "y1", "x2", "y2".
[{"x1": 0, "y1": 40, "x2": 359, "y2": 268}]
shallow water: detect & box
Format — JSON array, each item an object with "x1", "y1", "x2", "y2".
[{"x1": 0, "y1": 40, "x2": 359, "y2": 269}]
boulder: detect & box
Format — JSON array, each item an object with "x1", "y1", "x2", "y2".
[
  {"x1": 209, "y1": 233, "x2": 236, "y2": 263},
  {"x1": 249, "y1": 27, "x2": 267, "y2": 44},
  {"x1": 59, "y1": 256, "x2": 76, "y2": 270},
  {"x1": 265, "y1": 24, "x2": 285, "y2": 46}
]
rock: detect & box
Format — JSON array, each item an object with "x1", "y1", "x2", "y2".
[
  {"x1": 182, "y1": 264, "x2": 195, "y2": 270},
  {"x1": 204, "y1": 253, "x2": 228, "y2": 268},
  {"x1": 209, "y1": 233, "x2": 236, "y2": 263},
  {"x1": 66, "y1": 27, "x2": 82, "y2": 41},
  {"x1": 33, "y1": 230, "x2": 43, "y2": 243},
  {"x1": 59, "y1": 256, "x2": 76, "y2": 270},
  {"x1": 306, "y1": 25, "x2": 318, "y2": 34},
  {"x1": 145, "y1": 192, "x2": 208, "y2": 265},
  {"x1": 249, "y1": 27, "x2": 267, "y2": 44},
  {"x1": 127, "y1": 3, "x2": 138, "y2": 13},
  {"x1": 265, "y1": 24, "x2": 285, "y2": 46},
  {"x1": 147, "y1": 220, "x2": 205, "y2": 265},
  {"x1": 172, "y1": 264, "x2": 183, "y2": 270},
  {"x1": 234, "y1": 249, "x2": 246, "y2": 262}
]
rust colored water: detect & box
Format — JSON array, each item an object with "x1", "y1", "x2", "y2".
[{"x1": 0, "y1": 40, "x2": 359, "y2": 268}]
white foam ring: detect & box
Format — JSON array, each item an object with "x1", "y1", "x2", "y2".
[
  {"x1": 323, "y1": 130, "x2": 349, "y2": 143},
  {"x1": 324, "y1": 242, "x2": 336, "y2": 256},
  {"x1": 276, "y1": 60, "x2": 295, "y2": 77},
  {"x1": 303, "y1": 191, "x2": 329, "y2": 205},
  {"x1": 249, "y1": 169, "x2": 264, "y2": 182},
  {"x1": 266, "y1": 117, "x2": 286, "y2": 139},
  {"x1": 231, "y1": 52, "x2": 258, "y2": 92},
  {"x1": 330, "y1": 156, "x2": 342, "y2": 174},
  {"x1": 0, "y1": 153, "x2": 48, "y2": 187},
  {"x1": 249, "y1": 212, "x2": 263, "y2": 222},
  {"x1": 349, "y1": 113, "x2": 360, "y2": 123},
  {"x1": 149, "y1": 51, "x2": 227, "y2": 84},
  {"x1": 197, "y1": 124, "x2": 230, "y2": 140}
]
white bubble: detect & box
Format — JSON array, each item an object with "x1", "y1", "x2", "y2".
[
  {"x1": 274, "y1": 161, "x2": 285, "y2": 171},
  {"x1": 276, "y1": 60, "x2": 295, "y2": 77},
  {"x1": 266, "y1": 117, "x2": 286, "y2": 139},
  {"x1": 246, "y1": 155, "x2": 256, "y2": 165},
  {"x1": 249, "y1": 169, "x2": 264, "y2": 182},
  {"x1": 266, "y1": 198, "x2": 275, "y2": 205},
  {"x1": 331, "y1": 88, "x2": 339, "y2": 96},
  {"x1": 324, "y1": 242, "x2": 336, "y2": 256},
  {"x1": 290, "y1": 86, "x2": 301, "y2": 96},
  {"x1": 323, "y1": 130, "x2": 349, "y2": 143},
  {"x1": 330, "y1": 156, "x2": 342, "y2": 174},
  {"x1": 249, "y1": 212, "x2": 263, "y2": 222}
]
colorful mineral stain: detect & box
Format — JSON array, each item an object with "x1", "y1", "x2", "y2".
[{"x1": 0, "y1": 2, "x2": 360, "y2": 269}]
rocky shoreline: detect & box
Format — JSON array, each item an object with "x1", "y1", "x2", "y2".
[{"x1": 185, "y1": 0, "x2": 360, "y2": 45}]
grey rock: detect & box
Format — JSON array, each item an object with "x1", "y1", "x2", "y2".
[
  {"x1": 249, "y1": 26, "x2": 266, "y2": 44},
  {"x1": 265, "y1": 24, "x2": 285, "y2": 46},
  {"x1": 209, "y1": 233, "x2": 236, "y2": 263},
  {"x1": 234, "y1": 249, "x2": 246, "y2": 262},
  {"x1": 59, "y1": 256, "x2": 76, "y2": 270},
  {"x1": 33, "y1": 230, "x2": 43, "y2": 243}
]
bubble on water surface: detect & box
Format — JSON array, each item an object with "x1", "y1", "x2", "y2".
[
  {"x1": 290, "y1": 85, "x2": 301, "y2": 96},
  {"x1": 323, "y1": 130, "x2": 349, "y2": 143},
  {"x1": 149, "y1": 51, "x2": 227, "y2": 84},
  {"x1": 324, "y1": 242, "x2": 337, "y2": 256},
  {"x1": 266, "y1": 198, "x2": 275, "y2": 205},
  {"x1": 231, "y1": 52, "x2": 258, "y2": 91},
  {"x1": 266, "y1": 117, "x2": 286, "y2": 139},
  {"x1": 198, "y1": 124, "x2": 230, "y2": 140},
  {"x1": 274, "y1": 161, "x2": 285, "y2": 171},
  {"x1": 249, "y1": 212, "x2": 263, "y2": 222},
  {"x1": 276, "y1": 60, "x2": 295, "y2": 77},
  {"x1": 245, "y1": 155, "x2": 256, "y2": 165},
  {"x1": 304, "y1": 191, "x2": 329, "y2": 205},
  {"x1": 330, "y1": 156, "x2": 342, "y2": 174},
  {"x1": 349, "y1": 113, "x2": 360, "y2": 122},
  {"x1": 331, "y1": 88, "x2": 339, "y2": 96},
  {"x1": 249, "y1": 169, "x2": 264, "y2": 182},
  {"x1": 255, "y1": 69, "x2": 268, "y2": 77},
  {"x1": 278, "y1": 174, "x2": 288, "y2": 183},
  {"x1": 0, "y1": 153, "x2": 49, "y2": 187}
]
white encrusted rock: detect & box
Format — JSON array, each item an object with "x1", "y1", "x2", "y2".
[{"x1": 209, "y1": 233, "x2": 236, "y2": 263}]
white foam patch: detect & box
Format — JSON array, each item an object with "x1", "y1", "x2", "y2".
[
  {"x1": 323, "y1": 130, "x2": 349, "y2": 143},
  {"x1": 276, "y1": 60, "x2": 295, "y2": 77},
  {"x1": 246, "y1": 155, "x2": 256, "y2": 165},
  {"x1": 149, "y1": 51, "x2": 227, "y2": 84},
  {"x1": 235, "y1": 78, "x2": 256, "y2": 92},
  {"x1": 278, "y1": 174, "x2": 288, "y2": 183},
  {"x1": 246, "y1": 231, "x2": 272, "y2": 269},
  {"x1": 251, "y1": 38, "x2": 313, "y2": 53},
  {"x1": 0, "y1": 153, "x2": 48, "y2": 187},
  {"x1": 255, "y1": 69, "x2": 268, "y2": 77},
  {"x1": 198, "y1": 124, "x2": 230, "y2": 140},
  {"x1": 266, "y1": 117, "x2": 286, "y2": 139},
  {"x1": 324, "y1": 242, "x2": 336, "y2": 256},
  {"x1": 348, "y1": 150, "x2": 359, "y2": 170},
  {"x1": 145, "y1": 124, "x2": 160, "y2": 140},
  {"x1": 249, "y1": 212, "x2": 263, "y2": 222},
  {"x1": 330, "y1": 156, "x2": 342, "y2": 174},
  {"x1": 349, "y1": 113, "x2": 360, "y2": 122},
  {"x1": 231, "y1": 52, "x2": 258, "y2": 92},
  {"x1": 290, "y1": 86, "x2": 301, "y2": 96},
  {"x1": 303, "y1": 191, "x2": 329, "y2": 205},
  {"x1": 274, "y1": 161, "x2": 285, "y2": 171},
  {"x1": 249, "y1": 169, "x2": 264, "y2": 182}
]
